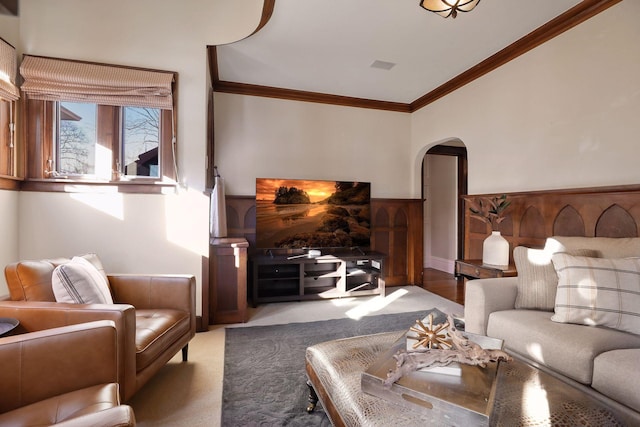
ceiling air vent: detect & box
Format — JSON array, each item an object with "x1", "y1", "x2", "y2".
[{"x1": 370, "y1": 60, "x2": 396, "y2": 71}]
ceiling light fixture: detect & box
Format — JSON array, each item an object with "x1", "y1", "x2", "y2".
[{"x1": 420, "y1": 0, "x2": 481, "y2": 19}]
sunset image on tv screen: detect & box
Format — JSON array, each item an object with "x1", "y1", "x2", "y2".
[{"x1": 255, "y1": 178, "x2": 371, "y2": 249}]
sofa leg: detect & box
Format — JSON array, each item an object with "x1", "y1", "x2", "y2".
[{"x1": 181, "y1": 344, "x2": 188, "y2": 362}]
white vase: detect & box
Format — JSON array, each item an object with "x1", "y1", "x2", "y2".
[{"x1": 482, "y1": 231, "x2": 509, "y2": 267}]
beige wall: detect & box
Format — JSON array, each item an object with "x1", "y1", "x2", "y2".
[
  {"x1": 0, "y1": 0, "x2": 265, "y2": 306},
  {"x1": 214, "y1": 93, "x2": 412, "y2": 198},
  {"x1": 17, "y1": 190, "x2": 209, "y2": 273},
  {"x1": 0, "y1": 14, "x2": 19, "y2": 46},
  {"x1": 411, "y1": 0, "x2": 640, "y2": 196}
]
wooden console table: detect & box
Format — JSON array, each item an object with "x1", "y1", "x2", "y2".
[
  {"x1": 455, "y1": 259, "x2": 516, "y2": 280},
  {"x1": 209, "y1": 237, "x2": 249, "y2": 324}
]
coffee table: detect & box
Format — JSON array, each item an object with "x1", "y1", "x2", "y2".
[
  {"x1": 306, "y1": 330, "x2": 636, "y2": 426},
  {"x1": 0, "y1": 317, "x2": 19, "y2": 337}
]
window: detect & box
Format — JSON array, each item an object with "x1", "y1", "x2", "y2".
[
  {"x1": 52, "y1": 101, "x2": 167, "y2": 181},
  {"x1": 0, "y1": 99, "x2": 15, "y2": 176},
  {"x1": 56, "y1": 101, "x2": 99, "y2": 176},
  {"x1": 20, "y1": 55, "x2": 176, "y2": 192},
  {"x1": 122, "y1": 106, "x2": 161, "y2": 178}
]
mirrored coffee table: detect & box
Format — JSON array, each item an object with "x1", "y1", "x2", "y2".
[
  {"x1": 306, "y1": 330, "x2": 637, "y2": 426},
  {"x1": 0, "y1": 317, "x2": 19, "y2": 337}
]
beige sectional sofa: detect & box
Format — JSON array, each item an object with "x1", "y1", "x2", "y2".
[{"x1": 465, "y1": 236, "x2": 640, "y2": 420}]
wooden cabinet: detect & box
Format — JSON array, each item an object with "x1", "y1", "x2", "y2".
[
  {"x1": 250, "y1": 251, "x2": 385, "y2": 306},
  {"x1": 209, "y1": 238, "x2": 249, "y2": 324},
  {"x1": 461, "y1": 186, "x2": 640, "y2": 261},
  {"x1": 454, "y1": 259, "x2": 516, "y2": 280}
]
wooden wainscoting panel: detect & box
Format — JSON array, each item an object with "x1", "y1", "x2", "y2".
[
  {"x1": 370, "y1": 199, "x2": 423, "y2": 286},
  {"x1": 224, "y1": 196, "x2": 424, "y2": 287},
  {"x1": 226, "y1": 196, "x2": 257, "y2": 247},
  {"x1": 553, "y1": 205, "x2": 586, "y2": 236},
  {"x1": 595, "y1": 204, "x2": 638, "y2": 237},
  {"x1": 520, "y1": 205, "x2": 547, "y2": 239},
  {"x1": 463, "y1": 185, "x2": 640, "y2": 260}
]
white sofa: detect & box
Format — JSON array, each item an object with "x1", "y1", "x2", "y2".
[{"x1": 464, "y1": 236, "x2": 640, "y2": 420}]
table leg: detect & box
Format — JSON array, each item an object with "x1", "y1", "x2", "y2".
[{"x1": 306, "y1": 379, "x2": 319, "y2": 413}]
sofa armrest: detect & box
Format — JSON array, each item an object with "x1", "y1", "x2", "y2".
[
  {"x1": 54, "y1": 405, "x2": 136, "y2": 427},
  {"x1": 108, "y1": 274, "x2": 196, "y2": 333},
  {"x1": 0, "y1": 301, "x2": 137, "y2": 401},
  {"x1": 0, "y1": 320, "x2": 117, "y2": 413},
  {"x1": 108, "y1": 274, "x2": 195, "y2": 311},
  {"x1": 464, "y1": 277, "x2": 518, "y2": 336}
]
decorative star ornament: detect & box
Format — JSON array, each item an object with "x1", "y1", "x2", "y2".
[{"x1": 407, "y1": 313, "x2": 452, "y2": 349}]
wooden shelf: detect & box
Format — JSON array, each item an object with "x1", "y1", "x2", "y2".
[{"x1": 454, "y1": 259, "x2": 517, "y2": 280}]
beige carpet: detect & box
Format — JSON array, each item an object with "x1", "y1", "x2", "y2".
[{"x1": 128, "y1": 286, "x2": 463, "y2": 426}]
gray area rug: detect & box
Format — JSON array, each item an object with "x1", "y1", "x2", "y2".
[{"x1": 222, "y1": 309, "x2": 450, "y2": 426}]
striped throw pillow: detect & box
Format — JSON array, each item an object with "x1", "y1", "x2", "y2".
[
  {"x1": 551, "y1": 254, "x2": 640, "y2": 335},
  {"x1": 514, "y1": 246, "x2": 598, "y2": 311},
  {"x1": 52, "y1": 256, "x2": 114, "y2": 304}
]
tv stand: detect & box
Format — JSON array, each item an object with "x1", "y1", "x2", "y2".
[
  {"x1": 351, "y1": 246, "x2": 366, "y2": 255},
  {"x1": 250, "y1": 250, "x2": 385, "y2": 307}
]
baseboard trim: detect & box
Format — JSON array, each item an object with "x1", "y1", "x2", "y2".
[{"x1": 426, "y1": 257, "x2": 455, "y2": 274}]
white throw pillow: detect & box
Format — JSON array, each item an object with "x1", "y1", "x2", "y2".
[
  {"x1": 551, "y1": 254, "x2": 640, "y2": 335},
  {"x1": 78, "y1": 253, "x2": 110, "y2": 285},
  {"x1": 52, "y1": 256, "x2": 114, "y2": 304}
]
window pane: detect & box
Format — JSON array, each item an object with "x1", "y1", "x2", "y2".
[
  {"x1": 0, "y1": 100, "x2": 12, "y2": 176},
  {"x1": 122, "y1": 106, "x2": 160, "y2": 178},
  {"x1": 57, "y1": 101, "x2": 99, "y2": 175}
]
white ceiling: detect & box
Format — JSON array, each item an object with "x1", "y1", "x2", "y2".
[{"x1": 216, "y1": 0, "x2": 584, "y2": 104}]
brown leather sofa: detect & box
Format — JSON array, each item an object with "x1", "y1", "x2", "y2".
[
  {"x1": 0, "y1": 319, "x2": 135, "y2": 426},
  {"x1": 1, "y1": 257, "x2": 196, "y2": 401}
]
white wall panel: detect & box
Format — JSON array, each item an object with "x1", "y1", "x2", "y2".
[
  {"x1": 214, "y1": 94, "x2": 412, "y2": 198},
  {"x1": 411, "y1": 1, "x2": 640, "y2": 196},
  {"x1": 0, "y1": 190, "x2": 19, "y2": 296},
  {"x1": 6, "y1": 0, "x2": 266, "y2": 313}
]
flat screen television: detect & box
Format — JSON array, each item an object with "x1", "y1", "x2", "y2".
[{"x1": 255, "y1": 178, "x2": 371, "y2": 250}]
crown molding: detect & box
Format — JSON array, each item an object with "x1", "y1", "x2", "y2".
[
  {"x1": 212, "y1": 0, "x2": 621, "y2": 113},
  {"x1": 213, "y1": 80, "x2": 411, "y2": 113},
  {"x1": 410, "y1": 0, "x2": 622, "y2": 111}
]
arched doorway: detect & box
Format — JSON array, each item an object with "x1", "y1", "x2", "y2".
[{"x1": 422, "y1": 142, "x2": 468, "y2": 273}]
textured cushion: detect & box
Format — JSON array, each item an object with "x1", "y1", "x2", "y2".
[
  {"x1": 548, "y1": 236, "x2": 640, "y2": 259},
  {"x1": 134, "y1": 309, "x2": 191, "y2": 370},
  {"x1": 551, "y1": 254, "x2": 640, "y2": 335},
  {"x1": 0, "y1": 383, "x2": 123, "y2": 426},
  {"x1": 592, "y1": 349, "x2": 640, "y2": 412},
  {"x1": 52, "y1": 256, "x2": 114, "y2": 304},
  {"x1": 487, "y1": 309, "x2": 640, "y2": 384},
  {"x1": 514, "y1": 246, "x2": 597, "y2": 311}
]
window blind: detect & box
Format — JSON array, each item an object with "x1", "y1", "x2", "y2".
[
  {"x1": 20, "y1": 55, "x2": 174, "y2": 109},
  {"x1": 0, "y1": 38, "x2": 19, "y2": 101}
]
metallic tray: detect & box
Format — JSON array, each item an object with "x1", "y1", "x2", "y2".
[{"x1": 361, "y1": 332, "x2": 504, "y2": 426}]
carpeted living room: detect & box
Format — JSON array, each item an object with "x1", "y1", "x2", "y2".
[
  {"x1": 128, "y1": 285, "x2": 465, "y2": 426},
  {"x1": 1, "y1": 0, "x2": 640, "y2": 426}
]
